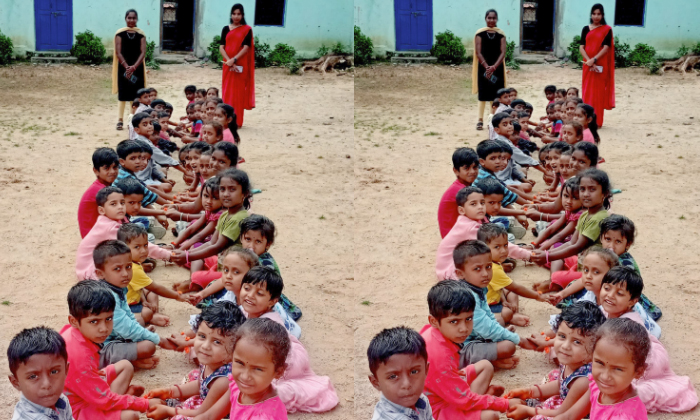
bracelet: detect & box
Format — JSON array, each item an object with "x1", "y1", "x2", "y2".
[
  {"x1": 545, "y1": 250, "x2": 550, "y2": 264},
  {"x1": 175, "y1": 408, "x2": 179, "y2": 415},
  {"x1": 535, "y1": 407, "x2": 539, "y2": 415},
  {"x1": 174, "y1": 384, "x2": 182, "y2": 398},
  {"x1": 534, "y1": 384, "x2": 542, "y2": 398},
  {"x1": 185, "y1": 251, "x2": 190, "y2": 265}
]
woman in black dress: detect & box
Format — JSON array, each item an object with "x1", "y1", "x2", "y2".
[
  {"x1": 472, "y1": 9, "x2": 507, "y2": 130},
  {"x1": 113, "y1": 9, "x2": 147, "y2": 131}
]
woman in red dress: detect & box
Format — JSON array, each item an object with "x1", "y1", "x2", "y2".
[
  {"x1": 579, "y1": 3, "x2": 615, "y2": 127},
  {"x1": 218, "y1": 4, "x2": 255, "y2": 128}
]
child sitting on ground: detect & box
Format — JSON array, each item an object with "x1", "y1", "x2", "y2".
[
  {"x1": 491, "y1": 114, "x2": 544, "y2": 194},
  {"x1": 555, "y1": 88, "x2": 567, "y2": 101},
  {"x1": 507, "y1": 301, "x2": 606, "y2": 420},
  {"x1": 473, "y1": 177, "x2": 523, "y2": 243},
  {"x1": 61, "y1": 280, "x2": 163, "y2": 419},
  {"x1": 542, "y1": 142, "x2": 573, "y2": 196},
  {"x1": 207, "y1": 86, "x2": 219, "y2": 98},
  {"x1": 114, "y1": 177, "x2": 165, "y2": 244},
  {"x1": 131, "y1": 113, "x2": 183, "y2": 194},
  {"x1": 214, "y1": 104, "x2": 242, "y2": 145},
  {"x1": 367, "y1": 327, "x2": 432, "y2": 419},
  {"x1": 184, "y1": 84, "x2": 196, "y2": 105},
  {"x1": 200, "y1": 121, "x2": 224, "y2": 146},
  {"x1": 144, "y1": 301, "x2": 246, "y2": 419},
  {"x1": 543, "y1": 85, "x2": 556, "y2": 111},
  {"x1": 533, "y1": 178, "x2": 583, "y2": 253},
  {"x1": 8, "y1": 327, "x2": 73, "y2": 419},
  {"x1": 438, "y1": 147, "x2": 480, "y2": 238},
  {"x1": 421, "y1": 280, "x2": 519, "y2": 419},
  {"x1": 574, "y1": 104, "x2": 601, "y2": 145},
  {"x1": 114, "y1": 139, "x2": 167, "y2": 208},
  {"x1": 474, "y1": 140, "x2": 529, "y2": 210},
  {"x1": 477, "y1": 224, "x2": 545, "y2": 327},
  {"x1": 539, "y1": 102, "x2": 564, "y2": 143},
  {"x1": 118, "y1": 224, "x2": 187, "y2": 327},
  {"x1": 560, "y1": 121, "x2": 584, "y2": 146},
  {"x1": 567, "y1": 87, "x2": 579, "y2": 98},
  {"x1": 564, "y1": 97, "x2": 583, "y2": 123},
  {"x1": 172, "y1": 178, "x2": 224, "y2": 255},
  {"x1": 78, "y1": 147, "x2": 120, "y2": 238},
  {"x1": 180, "y1": 103, "x2": 203, "y2": 144},
  {"x1": 94, "y1": 240, "x2": 179, "y2": 369},
  {"x1": 195, "y1": 88, "x2": 207, "y2": 101},
  {"x1": 204, "y1": 98, "x2": 223, "y2": 123}
]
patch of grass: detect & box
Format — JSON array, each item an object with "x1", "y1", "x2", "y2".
[
  {"x1": 317, "y1": 156, "x2": 323, "y2": 159},
  {"x1": 424, "y1": 131, "x2": 440, "y2": 136},
  {"x1": 361, "y1": 300, "x2": 372, "y2": 306},
  {"x1": 319, "y1": 215, "x2": 326, "y2": 220},
  {"x1": 679, "y1": 215, "x2": 686, "y2": 220},
  {"x1": 678, "y1": 156, "x2": 683, "y2": 159},
  {"x1": 1, "y1": 300, "x2": 11, "y2": 306},
  {"x1": 297, "y1": 145, "x2": 302, "y2": 148},
  {"x1": 64, "y1": 131, "x2": 80, "y2": 136},
  {"x1": 657, "y1": 145, "x2": 663, "y2": 148}
]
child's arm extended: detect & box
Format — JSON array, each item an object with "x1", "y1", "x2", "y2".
[
  {"x1": 171, "y1": 230, "x2": 230, "y2": 265},
  {"x1": 189, "y1": 278, "x2": 226, "y2": 306},
  {"x1": 148, "y1": 377, "x2": 227, "y2": 418},
  {"x1": 497, "y1": 205, "x2": 525, "y2": 217},
  {"x1": 533, "y1": 229, "x2": 590, "y2": 264},
  {"x1": 540, "y1": 220, "x2": 577, "y2": 250},
  {"x1": 180, "y1": 220, "x2": 218, "y2": 250},
  {"x1": 505, "y1": 281, "x2": 545, "y2": 302},
  {"x1": 173, "y1": 213, "x2": 207, "y2": 248},
  {"x1": 192, "y1": 388, "x2": 232, "y2": 420},
  {"x1": 510, "y1": 377, "x2": 589, "y2": 418},
  {"x1": 508, "y1": 380, "x2": 560, "y2": 403},
  {"x1": 533, "y1": 215, "x2": 567, "y2": 247},
  {"x1": 111, "y1": 302, "x2": 162, "y2": 345},
  {"x1": 553, "y1": 388, "x2": 592, "y2": 420},
  {"x1": 145, "y1": 281, "x2": 186, "y2": 302},
  {"x1": 548, "y1": 277, "x2": 586, "y2": 306},
  {"x1": 168, "y1": 377, "x2": 229, "y2": 418}
]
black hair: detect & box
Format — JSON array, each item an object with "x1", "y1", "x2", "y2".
[
  {"x1": 484, "y1": 9, "x2": 498, "y2": 19},
  {"x1": 510, "y1": 99, "x2": 526, "y2": 108},
  {"x1": 140, "y1": 141, "x2": 153, "y2": 156},
  {"x1": 136, "y1": 88, "x2": 150, "y2": 99},
  {"x1": 241, "y1": 266, "x2": 283, "y2": 300},
  {"x1": 556, "y1": 88, "x2": 567, "y2": 97},
  {"x1": 233, "y1": 318, "x2": 289, "y2": 370},
  {"x1": 477, "y1": 223, "x2": 507, "y2": 244},
  {"x1": 601, "y1": 266, "x2": 644, "y2": 300},
  {"x1": 240, "y1": 214, "x2": 276, "y2": 245},
  {"x1": 428, "y1": 280, "x2": 476, "y2": 321},
  {"x1": 8, "y1": 327, "x2": 68, "y2": 375},
  {"x1": 452, "y1": 147, "x2": 478, "y2": 170},
  {"x1": 194, "y1": 300, "x2": 246, "y2": 341},
  {"x1": 590, "y1": 3, "x2": 607, "y2": 25},
  {"x1": 544, "y1": 85, "x2": 557, "y2": 94},
  {"x1": 67, "y1": 280, "x2": 116, "y2": 321},
  {"x1": 553, "y1": 301, "x2": 606, "y2": 338},
  {"x1": 367, "y1": 327, "x2": 427, "y2": 375},
  {"x1": 219, "y1": 168, "x2": 252, "y2": 209},
  {"x1": 131, "y1": 98, "x2": 140, "y2": 107},
  {"x1": 595, "y1": 318, "x2": 649, "y2": 371},
  {"x1": 116, "y1": 139, "x2": 143, "y2": 160},
  {"x1": 117, "y1": 223, "x2": 147, "y2": 244},
  {"x1": 150, "y1": 99, "x2": 166, "y2": 108},
  {"x1": 213, "y1": 141, "x2": 239, "y2": 168},
  {"x1": 96, "y1": 186, "x2": 123, "y2": 207},
  {"x1": 230, "y1": 3, "x2": 247, "y2": 25},
  {"x1": 476, "y1": 139, "x2": 503, "y2": 160},
  {"x1": 93, "y1": 240, "x2": 131, "y2": 270},
  {"x1": 453, "y1": 240, "x2": 492, "y2": 271},
  {"x1": 157, "y1": 111, "x2": 170, "y2": 119},
  {"x1": 549, "y1": 141, "x2": 572, "y2": 154},
  {"x1": 600, "y1": 215, "x2": 635, "y2": 245},
  {"x1": 473, "y1": 177, "x2": 504, "y2": 197},
  {"x1": 492, "y1": 99, "x2": 500, "y2": 107},
  {"x1": 152, "y1": 121, "x2": 161, "y2": 134},
  {"x1": 92, "y1": 147, "x2": 119, "y2": 170},
  {"x1": 184, "y1": 85, "x2": 197, "y2": 94},
  {"x1": 499, "y1": 140, "x2": 513, "y2": 155},
  {"x1": 547, "y1": 102, "x2": 557, "y2": 111},
  {"x1": 573, "y1": 142, "x2": 599, "y2": 168},
  {"x1": 189, "y1": 141, "x2": 212, "y2": 154},
  {"x1": 565, "y1": 97, "x2": 584, "y2": 107},
  {"x1": 512, "y1": 120, "x2": 521, "y2": 134},
  {"x1": 502, "y1": 107, "x2": 515, "y2": 115},
  {"x1": 165, "y1": 102, "x2": 174, "y2": 111},
  {"x1": 131, "y1": 112, "x2": 151, "y2": 130},
  {"x1": 491, "y1": 112, "x2": 511, "y2": 130},
  {"x1": 201, "y1": 176, "x2": 221, "y2": 198},
  {"x1": 217, "y1": 104, "x2": 241, "y2": 143},
  {"x1": 113, "y1": 177, "x2": 144, "y2": 198},
  {"x1": 186, "y1": 103, "x2": 196, "y2": 112},
  {"x1": 518, "y1": 111, "x2": 530, "y2": 119},
  {"x1": 456, "y1": 186, "x2": 483, "y2": 207},
  {"x1": 577, "y1": 104, "x2": 601, "y2": 144},
  {"x1": 496, "y1": 88, "x2": 510, "y2": 99},
  {"x1": 579, "y1": 168, "x2": 612, "y2": 209},
  {"x1": 567, "y1": 87, "x2": 580, "y2": 96},
  {"x1": 125, "y1": 9, "x2": 138, "y2": 19},
  {"x1": 582, "y1": 245, "x2": 620, "y2": 270},
  {"x1": 207, "y1": 87, "x2": 220, "y2": 95},
  {"x1": 561, "y1": 176, "x2": 580, "y2": 199}
]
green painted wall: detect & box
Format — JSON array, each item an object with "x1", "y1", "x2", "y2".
[
  {"x1": 194, "y1": 0, "x2": 353, "y2": 59},
  {"x1": 0, "y1": 0, "x2": 36, "y2": 55}
]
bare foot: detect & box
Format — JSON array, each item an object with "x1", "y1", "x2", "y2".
[
  {"x1": 511, "y1": 313, "x2": 531, "y2": 327},
  {"x1": 487, "y1": 385, "x2": 505, "y2": 397},
  {"x1": 507, "y1": 325, "x2": 516, "y2": 332},
  {"x1": 502, "y1": 262, "x2": 515, "y2": 273},
  {"x1": 493, "y1": 356, "x2": 520, "y2": 370},
  {"x1": 133, "y1": 357, "x2": 160, "y2": 370},
  {"x1": 126, "y1": 385, "x2": 145, "y2": 396},
  {"x1": 151, "y1": 313, "x2": 171, "y2": 327},
  {"x1": 147, "y1": 325, "x2": 156, "y2": 332}
]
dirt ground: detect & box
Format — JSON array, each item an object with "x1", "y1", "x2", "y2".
[
  {"x1": 0, "y1": 63, "x2": 353, "y2": 419},
  {"x1": 354, "y1": 63, "x2": 700, "y2": 419}
]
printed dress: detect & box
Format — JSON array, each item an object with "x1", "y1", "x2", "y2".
[
  {"x1": 532, "y1": 364, "x2": 592, "y2": 420},
  {"x1": 172, "y1": 363, "x2": 232, "y2": 420}
]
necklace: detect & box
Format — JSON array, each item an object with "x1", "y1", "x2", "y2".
[
  {"x1": 486, "y1": 32, "x2": 496, "y2": 40},
  {"x1": 126, "y1": 32, "x2": 136, "y2": 40}
]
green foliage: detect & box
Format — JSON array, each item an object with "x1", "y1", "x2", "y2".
[
  {"x1": 568, "y1": 36, "x2": 582, "y2": 65},
  {"x1": 254, "y1": 36, "x2": 271, "y2": 68},
  {"x1": 268, "y1": 43, "x2": 296, "y2": 66},
  {"x1": 677, "y1": 44, "x2": 690, "y2": 58},
  {"x1": 692, "y1": 43, "x2": 700, "y2": 55},
  {"x1": 70, "y1": 30, "x2": 106, "y2": 64},
  {"x1": 614, "y1": 37, "x2": 631, "y2": 68},
  {"x1": 0, "y1": 30, "x2": 13, "y2": 65},
  {"x1": 145, "y1": 40, "x2": 160, "y2": 70},
  {"x1": 331, "y1": 42, "x2": 348, "y2": 55},
  {"x1": 505, "y1": 40, "x2": 520, "y2": 70},
  {"x1": 646, "y1": 59, "x2": 662, "y2": 75},
  {"x1": 286, "y1": 59, "x2": 302, "y2": 75},
  {"x1": 354, "y1": 26, "x2": 374, "y2": 65},
  {"x1": 628, "y1": 43, "x2": 656, "y2": 66},
  {"x1": 317, "y1": 44, "x2": 330, "y2": 57},
  {"x1": 430, "y1": 30, "x2": 466, "y2": 64},
  {"x1": 208, "y1": 35, "x2": 222, "y2": 66}
]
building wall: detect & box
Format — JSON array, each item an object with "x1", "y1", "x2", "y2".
[
  {"x1": 194, "y1": 0, "x2": 353, "y2": 59},
  {"x1": 0, "y1": 1, "x2": 36, "y2": 55}
]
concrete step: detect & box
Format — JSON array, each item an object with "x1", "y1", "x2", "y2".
[
  {"x1": 393, "y1": 50, "x2": 431, "y2": 57},
  {"x1": 31, "y1": 56, "x2": 77, "y2": 64},
  {"x1": 33, "y1": 51, "x2": 71, "y2": 57},
  {"x1": 390, "y1": 56, "x2": 437, "y2": 64},
  {"x1": 515, "y1": 53, "x2": 560, "y2": 64},
  {"x1": 155, "y1": 53, "x2": 199, "y2": 64}
]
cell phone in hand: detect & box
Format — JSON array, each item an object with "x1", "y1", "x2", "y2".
[
  {"x1": 123, "y1": 71, "x2": 137, "y2": 84},
  {"x1": 484, "y1": 71, "x2": 498, "y2": 84}
]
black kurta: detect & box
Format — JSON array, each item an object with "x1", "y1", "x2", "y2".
[
  {"x1": 116, "y1": 31, "x2": 145, "y2": 102},
  {"x1": 476, "y1": 31, "x2": 505, "y2": 102}
]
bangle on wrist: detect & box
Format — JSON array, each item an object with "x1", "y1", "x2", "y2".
[
  {"x1": 174, "y1": 384, "x2": 182, "y2": 398},
  {"x1": 534, "y1": 384, "x2": 542, "y2": 398},
  {"x1": 545, "y1": 250, "x2": 550, "y2": 264}
]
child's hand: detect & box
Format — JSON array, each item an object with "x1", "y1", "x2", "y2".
[
  {"x1": 144, "y1": 387, "x2": 172, "y2": 399},
  {"x1": 507, "y1": 403, "x2": 532, "y2": 420},
  {"x1": 503, "y1": 301, "x2": 517, "y2": 312},
  {"x1": 166, "y1": 179, "x2": 176, "y2": 186},
  {"x1": 547, "y1": 293, "x2": 564, "y2": 306},
  {"x1": 526, "y1": 179, "x2": 536, "y2": 186},
  {"x1": 155, "y1": 215, "x2": 169, "y2": 229},
  {"x1": 505, "y1": 388, "x2": 532, "y2": 399},
  {"x1": 528, "y1": 334, "x2": 552, "y2": 352},
  {"x1": 515, "y1": 215, "x2": 529, "y2": 229},
  {"x1": 530, "y1": 250, "x2": 546, "y2": 265},
  {"x1": 148, "y1": 398, "x2": 165, "y2": 408},
  {"x1": 187, "y1": 293, "x2": 204, "y2": 306},
  {"x1": 158, "y1": 336, "x2": 180, "y2": 351},
  {"x1": 170, "y1": 250, "x2": 187, "y2": 265},
  {"x1": 518, "y1": 336, "x2": 538, "y2": 350},
  {"x1": 168, "y1": 334, "x2": 193, "y2": 351},
  {"x1": 143, "y1": 301, "x2": 157, "y2": 312},
  {"x1": 147, "y1": 403, "x2": 171, "y2": 420}
]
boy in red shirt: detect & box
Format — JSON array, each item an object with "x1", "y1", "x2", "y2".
[
  {"x1": 61, "y1": 280, "x2": 164, "y2": 420},
  {"x1": 420, "y1": 280, "x2": 521, "y2": 419},
  {"x1": 77, "y1": 148, "x2": 119, "y2": 238},
  {"x1": 437, "y1": 148, "x2": 479, "y2": 238}
]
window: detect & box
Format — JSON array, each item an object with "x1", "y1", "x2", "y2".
[
  {"x1": 254, "y1": 0, "x2": 286, "y2": 26},
  {"x1": 614, "y1": 0, "x2": 646, "y2": 26}
]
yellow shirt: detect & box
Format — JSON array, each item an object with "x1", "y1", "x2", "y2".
[
  {"x1": 487, "y1": 263, "x2": 513, "y2": 305},
  {"x1": 126, "y1": 263, "x2": 153, "y2": 305}
]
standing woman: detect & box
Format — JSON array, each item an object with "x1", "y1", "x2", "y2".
[
  {"x1": 472, "y1": 9, "x2": 507, "y2": 131},
  {"x1": 579, "y1": 3, "x2": 615, "y2": 127},
  {"x1": 219, "y1": 4, "x2": 255, "y2": 128},
  {"x1": 112, "y1": 9, "x2": 147, "y2": 131}
]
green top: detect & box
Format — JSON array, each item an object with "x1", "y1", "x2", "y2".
[
  {"x1": 575, "y1": 209, "x2": 609, "y2": 244},
  {"x1": 215, "y1": 208, "x2": 249, "y2": 247}
]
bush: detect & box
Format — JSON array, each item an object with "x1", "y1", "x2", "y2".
[
  {"x1": 208, "y1": 35, "x2": 222, "y2": 65},
  {"x1": 254, "y1": 36, "x2": 271, "y2": 68},
  {"x1": 0, "y1": 30, "x2": 13, "y2": 65},
  {"x1": 317, "y1": 44, "x2": 330, "y2": 57},
  {"x1": 70, "y1": 30, "x2": 106, "y2": 64},
  {"x1": 614, "y1": 36, "x2": 630, "y2": 68},
  {"x1": 332, "y1": 42, "x2": 348, "y2": 55},
  {"x1": 505, "y1": 40, "x2": 520, "y2": 70},
  {"x1": 677, "y1": 44, "x2": 690, "y2": 58},
  {"x1": 692, "y1": 43, "x2": 700, "y2": 55},
  {"x1": 430, "y1": 30, "x2": 466, "y2": 64},
  {"x1": 354, "y1": 26, "x2": 374, "y2": 65},
  {"x1": 145, "y1": 40, "x2": 160, "y2": 70},
  {"x1": 628, "y1": 43, "x2": 656, "y2": 66},
  {"x1": 646, "y1": 59, "x2": 662, "y2": 75},
  {"x1": 268, "y1": 43, "x2": 296, "y2": 66},
  {"x1": 286, "y1": 59, "x2": 302, "y2": 75},
  {"x1": 568, "y1": 35, "x2": 582, "y2": 65}
]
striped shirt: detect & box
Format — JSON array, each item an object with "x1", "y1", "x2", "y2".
[
  {"x1": 12, "y1": 393, "x2": 73, "y2": 420},
  {"x1": 114, "y1": 168, "x2": 158, "y2": 207},
  {"x1": 474, "y1": 168, "x2": 518, "y2": 207}
]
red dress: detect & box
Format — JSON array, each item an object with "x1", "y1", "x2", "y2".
[
  {"x1": 581, "y1": 25, "x2": 615, "y2": 127},
  {"x1": 222, "y1": 25, "x2": 255, "y2": 128}
]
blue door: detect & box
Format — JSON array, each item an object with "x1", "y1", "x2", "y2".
[
  {"x1": 394, "y1": 0, "x2": 433, "y2": 51},
  {"x1": 35, "y1": 0, "x2": 73, "y2": 51}
]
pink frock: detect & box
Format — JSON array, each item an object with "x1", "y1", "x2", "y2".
[
  {"x1": 582, "y1": 128, "x2": 595, "y2": 144},
  {"x1": 589, "y1": 374, "x2": 647, "y2": 419},
  {"x1": 261, "y1": 312, "x2": 339, "y2": 413},
  {"x1": 229, "y1": 382, "x2": 288, "y2": 419}
]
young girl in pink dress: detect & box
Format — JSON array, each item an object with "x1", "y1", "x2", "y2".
[
  {"x1": 200, "y1": 121, "x2": 224, "y2": 146},
  {"x1": 560, "y1": 121, "x2": 584, "y2": 146},
  {"x1": 574, "y1": 104, "x2": 600, "y2": 144},
  {"x1": 172, "y1": 178, "x2": 223, "y2": 252}
]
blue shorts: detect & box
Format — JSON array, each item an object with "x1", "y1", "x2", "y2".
[
  {"x1": 489, "y1": 303, "x2": 503, "y2": 314},
  {"x1": 129, "y1": 303, "x2": 143, "y2": 313}
]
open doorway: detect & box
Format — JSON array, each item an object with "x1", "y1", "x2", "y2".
[
  {"x1": 162, "y1": 0, "x2": 195, "y2": 51},
  {"x1": 521, "y1": 0, "x2": 555, "y2": 52}
]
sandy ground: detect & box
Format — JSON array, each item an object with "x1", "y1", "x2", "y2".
[
  {"x1": 0, "y1": 63, "x2": 353, "y2": 419},
  {"x1": 354, "y1": 63, "x2": 700, "y2": 419}
]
